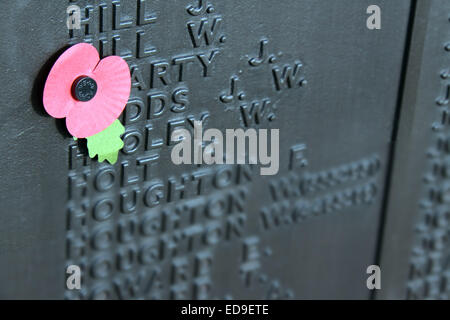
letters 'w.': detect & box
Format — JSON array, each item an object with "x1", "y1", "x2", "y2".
[{"x1": 366, "y1": 5, "x2": 381, "y2": 30}]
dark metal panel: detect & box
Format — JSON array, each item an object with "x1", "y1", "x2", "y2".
[
  {"x1": 0, "y1": 2, "x2": 69, "y2": 298},
  {"x1": 378, "y1": 0, "x2": 450, "y2": 300}
]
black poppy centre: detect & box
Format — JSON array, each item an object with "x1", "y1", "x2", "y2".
[{"x1": 72, "y1": 76, "x2": 97, "y2": 102}]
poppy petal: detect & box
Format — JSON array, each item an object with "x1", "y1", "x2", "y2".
[
  {"x1": 43, "y1": 43, "x2": 100, "y2": 118},
  {"x1": 66, "y1": 56, "x2": 131, "y2": 138}
]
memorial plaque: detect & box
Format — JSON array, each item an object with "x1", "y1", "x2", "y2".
[{"x1": 1, "y1": 0, "x2": 445, "y2": 300}]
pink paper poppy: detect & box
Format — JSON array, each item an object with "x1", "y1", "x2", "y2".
[{"x1": 43, "y1": 43, "x2": 131, "y2": 138}]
